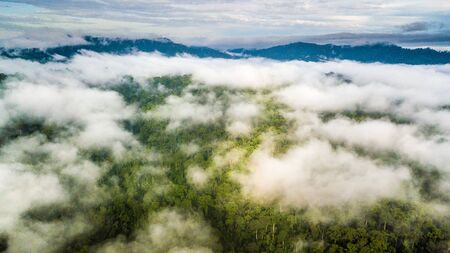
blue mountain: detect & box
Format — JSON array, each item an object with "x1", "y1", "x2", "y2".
[
  {"x1": 0, "y1": 36, "x2": 231, "y2": 63},
  {"x1": 1, "y1": 36, "x2": 449, "y2": 65},
  {"x1": 230, "y1": 42, "x2": 450, "y2": 64}
]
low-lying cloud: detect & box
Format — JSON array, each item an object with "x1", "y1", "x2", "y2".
[{"x1": 0, "y1": 52, "x2": 449, "y2": 252}]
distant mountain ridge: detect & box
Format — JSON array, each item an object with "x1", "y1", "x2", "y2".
[
  {"x1": 1, "y1": 36, "x2": 450, "y2": 65},
  {"x1": 230, "y1": 42, "x2": 450, "y2": 64},
  {"x1": 0, "y1": 36, "x2": 231, "y2": 63}
]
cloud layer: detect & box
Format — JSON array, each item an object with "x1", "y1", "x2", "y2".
[
  {"x1": 0, "y1": 52, "x2": 449, "y2": 251},
  {"x1": 1, "y1": 1, "x2": 449, "y2": 48}
]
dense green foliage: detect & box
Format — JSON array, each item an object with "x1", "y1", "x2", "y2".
[
  {"x1": 0, "y1": 117, "x2": 70, "y2": 146},
  {"x1": 320, "y1": 110, "x2": 412, "y2": 125},
  {"x1": 1, "y1": 75, "x2": 448, "y2": 253}
]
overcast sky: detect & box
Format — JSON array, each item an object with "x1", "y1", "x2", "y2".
[{"x1": 0, "y1": 0, "x2": 449, "y2": 48}]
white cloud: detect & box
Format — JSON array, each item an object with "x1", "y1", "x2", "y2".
[
  {"x1": 179, "y1": 142, "x2": 200, "y2": 156},
  {"x1": 187, "y1": 166, "x2": 210, "y2": 187},
  {"x1": 149, "y1": 93, "x2": 223, "y2": 129},
  {"x1": 97, "y1": 210, "x2": 219, "y2": 253},
  {"x1": 0, "y1": 52, "x2": 449, "y2": 249},
  {"x1": 319, "y1": 118, "x2": 450, "y2": 170},
  {"x1": 0, "y1": 163, "x2": 66, "y2": 230},
  {"x1": 0, "y1": 27, "x2": 88, "y2": 49},
  {"x1": 1, "y1": 81, "x2": 135, "y2": 149},
  {"x1": 226, "y1": 100, "x2": 260, "y2": 136},
  {"x1": 239, "y1": 140, "x2": 413, "y2": 208},
  {"x1": 1, "y1": 1, "x2": 449, "y2": 47}
]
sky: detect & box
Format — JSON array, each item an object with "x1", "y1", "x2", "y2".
[{"x1": 0, "y1": 0, "x2": 449, "y2": 48}]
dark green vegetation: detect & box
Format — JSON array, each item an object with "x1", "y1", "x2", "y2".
[
  {"x1": 0, "y1": 234, "x2": 7, "y2": 253},
  {"x1": 0, "y1": 117, "x2": 71, "y2": 146},
  {"x1": 0, "y1": 73, "x2": 6, "y2": 91},
  {"x1": 319, "y1": 110, "x2": 412, "y2": 125},
  {"x1": 0, "y1": 73, "x2": 6, "y2": 83},
  {"x1": 1, "y1": 75, "x2": 448, "y2": 253}
]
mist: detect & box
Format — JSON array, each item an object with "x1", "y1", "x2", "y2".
[{"x1": 0, "y1": 53, "x2": 449, "y2": 252}]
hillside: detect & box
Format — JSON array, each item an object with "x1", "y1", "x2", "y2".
[
  {"x1": 230, "y1": 42, "x2": 450, "y2": 64},
  {"x1": 1, "y1": 36, "x2": 450, "y2": 64}
]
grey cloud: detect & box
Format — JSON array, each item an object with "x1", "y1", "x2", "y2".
[
  {"x1": 193, "y1": 32, "x2": 450, "y2": 50},
  {"x1": 1, "y1": 0, "x2": 450, "y2": 46},
  {"x1": 401, "y1": 22, "x2": 431, "y2": 32},
  {"x1": 400, "y1": 21, "x2": 446, "y2": 33}
]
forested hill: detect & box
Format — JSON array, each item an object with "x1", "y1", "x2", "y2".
[
  {"x1": 1, "y1": 36, "x2": 450, "y2": 64},
  {"x1": 230, "y1": 42, "x2": 450, "y2": 64},
  {"x1": 0, "y1": 36, "x2": 231, "y2": 63}
]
